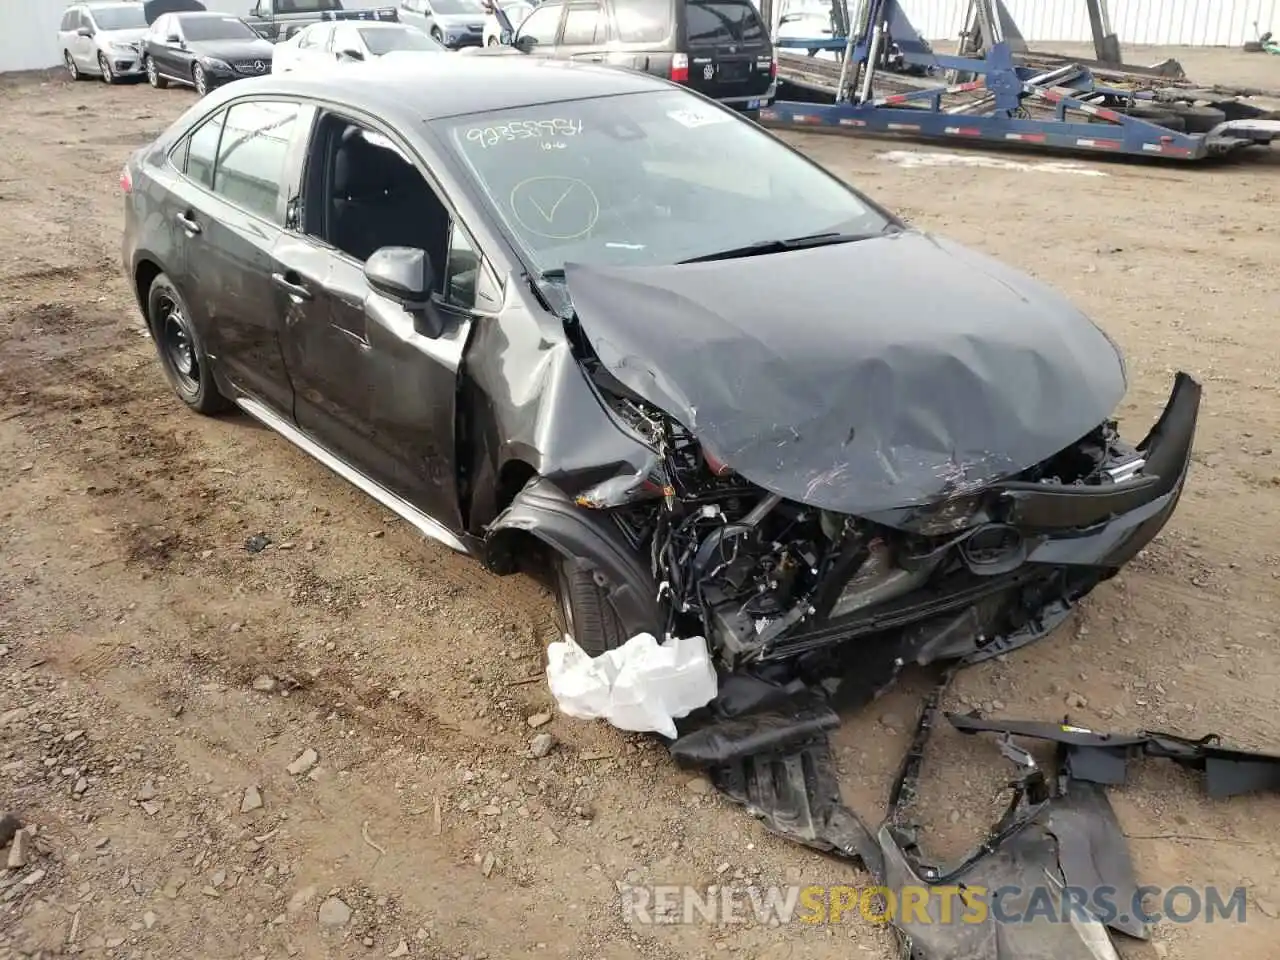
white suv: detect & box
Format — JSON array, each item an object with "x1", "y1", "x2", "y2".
[{"x1": 58, "y1": 2, "x2": 152, "y2": 83}]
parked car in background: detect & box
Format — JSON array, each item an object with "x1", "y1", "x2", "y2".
[
  {"x1": 482, "y1": 0, "x2": 533, "y2": 46},
  {"x1": 58, "y1": 1, "x2": 151, "y2": 83},
  {"x1": 398, "y1": 0, "x2": 489, "y2": 48},
  {"x1": 273, "y1": 20, "x2": 446, "y2": 73},
  {"x1": 144, "y1": 11, "x2": 277, "y2": 95},
  {"x1": 119, "y1": 58, "x2": 1199, "y2": 670},
  {"x1": 245, "y1": 0, "x2": 399, "y2": 42},
  {"x1": 493, "y1": 0, "x2": 776, "y2": 112}
]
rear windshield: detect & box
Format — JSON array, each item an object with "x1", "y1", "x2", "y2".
[
  {"x1": 684, "y1": 0, "x2": 765, "y2": 45},
  {"x1": 360, "y1": 25, "x2": 444, "y2": 52},
  {"x1": 90, "y1": 5, "x2": 149, "y2": 29},
  {"x1": 179, "y1": 15, "x2": 260, "y2": 40},
  {"x1": 274, "y1": 0, "x2": 342, "y2": 11}
]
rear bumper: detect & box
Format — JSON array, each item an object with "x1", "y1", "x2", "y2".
[{"x1": 716, "y1": 81, "x2": 777, "y2": 110}]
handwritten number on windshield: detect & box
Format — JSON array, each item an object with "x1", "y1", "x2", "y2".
[{"x1": 465, "y1": 118, "x2": 583, "y2": 149}]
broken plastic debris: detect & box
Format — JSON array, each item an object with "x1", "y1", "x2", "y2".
[{"x1": 546, "y1": 633, "x2": 718, "y2": 739}]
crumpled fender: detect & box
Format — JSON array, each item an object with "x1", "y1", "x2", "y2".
[{"x1": 485, "y1": 477, "x2": 662, "y2": 637}]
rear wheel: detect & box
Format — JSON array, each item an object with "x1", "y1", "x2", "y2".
[
  {"x1": 551, "y1": 554, "x2": 629, "y2": 658},
  {"x1": 146, "y1": 274, "x2": 231, "y2": 415}
]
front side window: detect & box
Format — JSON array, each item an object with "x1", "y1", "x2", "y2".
[
  {"x1": 178, "y1": 15, "x2": 260, "y2": 41},
  {"x1": 332, "y1": 24, "x2": 362, "y2": 51},
  {"x1": 89, "y1": 5, "x2": 149, "y2": 30},
  {"x1": 611, "y1": 0, "x2": 670, "y2": 42},
  {"x1": 561, "y1": 3, "x2": 603, "y2": 43},
  {"x1": 515, "y1": 3, "x2": 561, "y2": 44},
  {"x1": 183, "y1": 109, "x2": 227, "y2": 189},
  {"x1": 360, "y1": 26, "x2": 446, "y2": 53},
  {"x1": 60, "y1": 10, "x2": 78, "y2": 31},
  {"x1": 211, "y1": 101, "x2": 302, "y2": 223},
  {"x1": 435, "y1": 90, "x2": 890, "y2": 275}
]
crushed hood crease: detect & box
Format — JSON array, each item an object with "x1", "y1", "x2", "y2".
[{"x1": 564, "y1": 232, "x2": 1128, "y2": 514}]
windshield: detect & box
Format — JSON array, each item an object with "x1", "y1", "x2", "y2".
[
  {"x1": 433, "y1": 90, "x2": 891, "y2": 274},
  {"x1": 276, "y1": 0, "x2": 341, "y2": 9},
  {"x1": 432, "y1": 0, "x2": 486, "y2": 14},
  {"x1": 360, "y1": 26, "x2": 444, "y2": 53},
  {"x1": 90, "y1": 5, "x2": 149, "y2": 29},
  {"x1": 180, "y1": 15, "x2": 259, "y2": 40}
]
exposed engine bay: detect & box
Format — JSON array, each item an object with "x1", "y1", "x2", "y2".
[{"x1": 597, "y1": 386, "x2": 1147, "y2": 667}]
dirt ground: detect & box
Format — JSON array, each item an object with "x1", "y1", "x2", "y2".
[{"x1": 2, "y1": 43, "x2": 1280, "y2": 960}]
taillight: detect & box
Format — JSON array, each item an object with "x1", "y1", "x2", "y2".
[
  {"x1": 671, "y1": 52, "x2": 688, "y2": 83},
  {"x1": 120, "y1": 164, "x2": 132, "y2": 194}
]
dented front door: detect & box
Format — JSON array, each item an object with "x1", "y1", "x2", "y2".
[{"x1": 273, "y1": 234, "x2": 469, "y2": 534}]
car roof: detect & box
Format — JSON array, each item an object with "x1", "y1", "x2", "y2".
[{"x1": 219, "y1": 57, "x2": 671, "y2": 120}]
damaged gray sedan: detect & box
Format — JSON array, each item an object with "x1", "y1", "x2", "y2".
[{"x1": 122, "y1": 57, "x2": 1200, "y2": 689}]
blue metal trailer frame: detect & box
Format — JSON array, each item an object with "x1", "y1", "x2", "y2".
[{"x1": 761, "y1": 0, "x2": 1280, "y2": 161}]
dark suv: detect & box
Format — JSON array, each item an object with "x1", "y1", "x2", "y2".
[{"x1": 498, "y1": 0, "x2": 776, "y2": 111}]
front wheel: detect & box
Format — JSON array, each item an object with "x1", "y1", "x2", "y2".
[
  {"x1": 146, "y1": 274, "x2": 231, "y2": 415},
  {"x1": 487, "y1": 36, "x2": 499, "y2": 46},
  {"x1": 146, "y1": 56, "x2": 168, "y2": 88},
  {"x1": 192, "y1": 63, "x2": 208, "y2": 96},
  {"x1": 551, "y1": 554, "x2": 629, "y2": 658},
  {"x1": 431, "y1": 27, "x2": 445, "y2": 45},
  {"x1": 98, "y1": 52, "x2": 117, "y2": 84},
  {"x1": 65, "y1": 51, "x2": 83, "y2": 81}
]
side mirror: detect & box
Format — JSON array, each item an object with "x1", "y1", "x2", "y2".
[
  {"x1": 364, "y1": 247, "x2": 444, "y2": 338},
  {"x1": 514, "y1": 33, "x2": 536, "y2": 52},
  {"x1": 77, "y1": 26, "x2": 94, "y2": 37},
  {"x1": 338, "y1": 47, "x2": 365, "y2": 60}
]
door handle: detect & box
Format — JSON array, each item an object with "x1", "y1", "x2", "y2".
[
  {"x1": 272, "y1": 272, "x2": 313, "y2": 301},
  {"x1": 175, "y1": 211, "x2": 201, "y2": 234},
  {"x1": 586, "y1": 54, "x2": 604, "y2": 61}
]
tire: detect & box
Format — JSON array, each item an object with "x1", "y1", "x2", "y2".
[
  {"x1": 487, "y1": 36, "x2": 499, "y2": 45},
  {"x1": 192, "y1": 63, "x2": 208, "y2": 96},
  {"x1": 146, "y1": 55, "x2": 168, "y2": 88},
  {"x1": 431, "y1": 27, "x2": 445, "y2": 45},
  {"x1": 98, "y1": 52, "x2": 117, "y2": 84},
  {"x1": 146, "y1": 274, "x2": 231, "y2": 415},
  {"x1": 551, "y1": 554, "x2": 629, "y2": 658},
  {"x1": 65, "y1": 51, "x2": 83, "y2": 81}
]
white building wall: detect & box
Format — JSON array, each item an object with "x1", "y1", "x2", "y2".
[
  {"x1": 896, "y1": 0, "x2": 1277, "y2": 47},
  {"x1": 1, "y1": 0, "x2": 1277, "y2": 71}
]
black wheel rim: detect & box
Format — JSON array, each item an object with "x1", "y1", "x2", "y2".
[{"x1": 157, "y1": 294, "x2": 199, "y2": 396}]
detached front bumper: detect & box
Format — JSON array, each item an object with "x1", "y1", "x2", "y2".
[
  {"x1": 774, "y1": 373, "x2": 1201, "y2": 671},
  {"x1": 103, "y1": 47, "x2": 147, "y2": 76}
]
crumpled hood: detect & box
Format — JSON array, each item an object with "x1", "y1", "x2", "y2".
[{"x1": 564, "y1": 231, "x2": 1127, "y2": 515}]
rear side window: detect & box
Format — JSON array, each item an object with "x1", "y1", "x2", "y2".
[
  {"x1": 212, "y1": 101, "x2": 303, "y2": 223},
  {"x1": 684, "y1": 0, "x2": 765, "y2": 45},
  {"x1": 561, "y1": 2, "x2": 604, "y2": 43},
  {"x1": 612, "y1": 0, "x2": 669, "y2": 42},
  {"x1": 184, "y1": 110, "x2": 227, "y2": 189}
]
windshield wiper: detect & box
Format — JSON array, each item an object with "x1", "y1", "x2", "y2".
[{"x1": 678, "y1": 230, "x2": 883, "y2": 265}]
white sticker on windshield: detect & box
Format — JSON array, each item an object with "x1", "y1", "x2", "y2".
[{"x1": 667, "y1": 108, "x2": 731, "y2": 129}]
